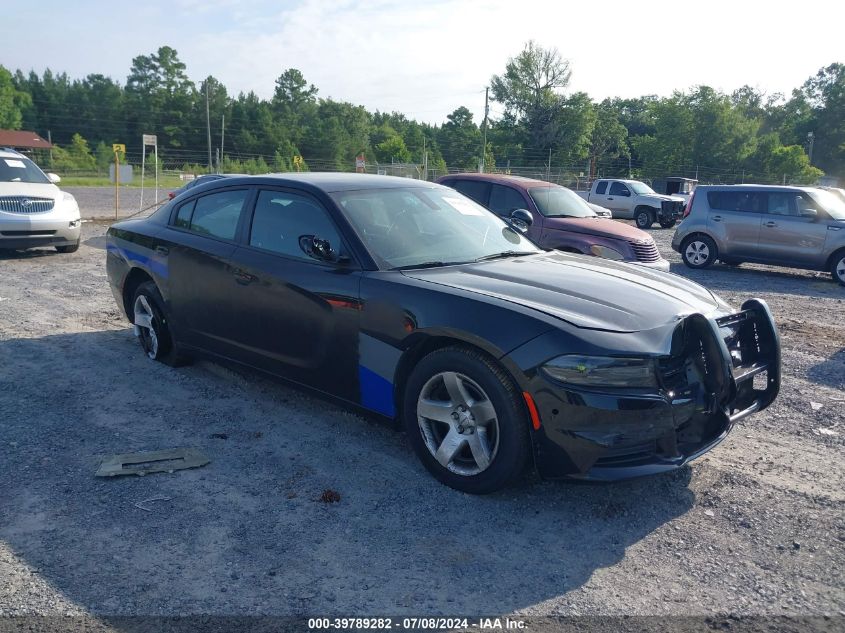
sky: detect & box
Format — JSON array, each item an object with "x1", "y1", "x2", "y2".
[{"x1": 3, "y1": 0, "x2": 843, "y2": 125}]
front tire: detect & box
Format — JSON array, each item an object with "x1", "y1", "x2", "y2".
[
  {"x1": 131, "y1": 281, "x2": 186, "y2": 366},
  {"x1": 635, "y1": 208, "x2": 654, "y2": 229},
  {"x1": 659, "y1": 219, "x2": 677, "y2": 229},
  {"x1": 403, "y1": 347, "x2": 530, "y2": 494},
  {"x1": 56, "y1": 240, "x2": 80, "y2": 253},
  {"x1": 831, "y1": 250, "x2": 845, "y2": 286}
]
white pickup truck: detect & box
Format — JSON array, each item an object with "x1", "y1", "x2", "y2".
[{"x1": 577, "y1": 179, "x2": 686, "y2": 229}]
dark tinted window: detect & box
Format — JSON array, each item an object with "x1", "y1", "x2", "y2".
[
  {"x1": 608, "y1": 182, "x2": 630, "y2": 196},
  {"x1": 488, "y1": 185, "x2": 527, "y2": 216},
  {"x1": 250, "y1": 190, "x2": 342, "y2": 261},
  {"x1": 595, "y1": 181, "x2": 608, "y2": 194},
  {"x1": 174, "y1": 200, "x2": 195, "y2": 228},
  {"x1": 451, "y1": 180, "x2": 491, "y2": 206},
  {"x1": 189, "y1": 189, "x2": 248, "y2": 240},
  {"x1": 707, "y1": 191, "x2": 765, "y2": 213}
]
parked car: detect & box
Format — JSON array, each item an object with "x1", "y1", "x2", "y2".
[
  {"x1": 436, "y1": 174, "x2": 668, "y2": 271},
  {"x1": 168, "y1": 173, "x2": 235, "y2": 199},
  {"x1": 820, "y1": 186, "x2": 845, "y2": 204},
  {"x1": 672, "y1": 185, "x2": 845, "y2": 285},
  {"x1": 106, "y1": 173, "x2": 780, "y2": 493},
  {"x1": 577, "y1": 178, "x2": 685, "y2": 229},
  {"x1": 586, "y1": 201, "x2": 613, "y2": 218},
  {"x1": 0, "y1": 148, "x2": 81, "y2": 253},
  {"x1": 651, "y1": 177, "x2": 698, "y2": 204}
]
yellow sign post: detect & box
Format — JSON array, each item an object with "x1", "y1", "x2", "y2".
[{"x1": 112, "y1": 144, "x2": 125, "y2": 220}]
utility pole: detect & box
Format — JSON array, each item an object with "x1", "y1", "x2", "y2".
[
  {"x1": 807, "y1": 132, "x2": 815, "y2": 164},
  {"x1": 480, "y1": 87, "x2": 489, "y2": 173},
  {"x1": 47, "y1": 130, "x2": 53, "y2": 168},
  {"x1": 220, "y1": 115, "x2": 225, "y2": 168},
  {"x1": 205, "y1": 81, "x2": 212, "y2": 171},
  {"x1": 547, "y1": 147, "x2": 552, "y2": 181}
]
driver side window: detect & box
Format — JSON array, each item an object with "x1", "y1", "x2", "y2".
[
  {"x1": 249, "y1": 190, "x2": 342, "y2": 262},
  {"x1": 488, "y1": 185, "x2": 527, "y2": 217},
  {"x1": 608, "y1": 182, "x2": 630, "y2": 196}
]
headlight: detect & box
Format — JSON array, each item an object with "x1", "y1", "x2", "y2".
[
  {"x1": 541, "y1": 355, "x2": 658, "y2": 388},
  {"x1": 589, "y1": 244, "x2": 624, "y2": 260}
]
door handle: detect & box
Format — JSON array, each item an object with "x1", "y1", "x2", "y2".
[
  {"x1": 155, "y1": 245, "x2": 169, "y2": 255},
  {"x1": 607, "y1": 197, "x2": 614, "y2": 200},
  {"x1": 764, "y1": 221, "x2": 777, "y2": 228},
  {"x1": 829, "y1": 226, "x2": 841, "y2": 231},
  {"x1": 712, "y1": 215, "x2": 722, "y2": 222},
  {"x1": 233, "y1": 269, "x2": 256, "y2": 285}
]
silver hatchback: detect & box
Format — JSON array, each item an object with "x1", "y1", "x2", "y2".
[{"x1": 672, "y1": 185, "x2": 845, "y2": 285}]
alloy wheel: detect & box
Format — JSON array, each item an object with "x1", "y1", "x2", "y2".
[
  {"x1": 685, "y1": 240, "x2": 710, "y2": 266},
  {"x1": 836, "y1": 256, "x2": 845, "y2": 284},
  {"x1": 133, "y1": 295, "x2": 159, "y2": 359},
  {"x1": 416, "y1": 371, "x2": 500, "y2": 476}
]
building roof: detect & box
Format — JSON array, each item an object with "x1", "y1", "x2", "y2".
[{"x1": 0, "y1": 130, "x2": 53, "y2": 150}]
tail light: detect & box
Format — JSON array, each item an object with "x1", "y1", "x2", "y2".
[{"x1": 683, "y1": 191, "x2": 695, "y2": 218}]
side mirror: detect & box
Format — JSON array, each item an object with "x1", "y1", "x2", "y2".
[
  {"x1": 299, "y1": 235, "x2": 347, "y2": 263},
  {"x1": 47, "y1": 172, "x2": 61, "y2": 184},
  {"x1": 508, "y1": 209, "x2": 534, "y2": 232},
  {"x1": 799, "y1": 208, "x2": 818, "y2": 220}
]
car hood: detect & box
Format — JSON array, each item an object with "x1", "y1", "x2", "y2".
[
  {"x1": 402, "y1": 252, "x2": 722, "y2": 332},
  {"x1": 639, "y1": 193, "x2": 685, "y2": 204},
  {"x1": 542, "y1": 216, "x2": 651, "y2": 241},
  {"x1": 0, "y1": 181, "x2": 61, "y2": 200}
]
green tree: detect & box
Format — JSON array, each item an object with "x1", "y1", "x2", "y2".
[
  {"x1": 125, "y1": 46, "x2": 196, "y2": 150},
  {"x1": 438, "y1": 106, "x2": 481, "y2": 170},
  {"x1": 0, "y1": 65, "x2": 31, "y2": 129}
]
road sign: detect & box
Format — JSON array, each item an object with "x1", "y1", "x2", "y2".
[
  {"x1": 293, "y1": 155, "x2": 303, "y2": 166},
  {"x1": 355, "y1": 154, "x2": 366, "y2": 169},
  {"x1": 112, "y1": 144, "x2": 126, "y2": 153},
  {"x1": 142, "y1": 134, "x2": 157, "y2": 146}
]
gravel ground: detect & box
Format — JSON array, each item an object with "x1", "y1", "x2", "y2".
[{"x1": 1, "y1": 190, "x2": 844, "y2": 621}]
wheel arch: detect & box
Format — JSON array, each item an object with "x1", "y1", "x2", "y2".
[
  {"x1": 121, "y1": 268, "x2": 155, "y2": 321},
  {"x1": 634, "y1": 204, "x2": 658, "y2": 216},
  {"x1": 392, "y1": 332, "x2": 524, "y2": 425},
  {"x1": 824, "y1": 246, "x2": 845, "y2": 272}
]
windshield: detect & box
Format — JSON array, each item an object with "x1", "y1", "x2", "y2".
[
  {"x1": 809, "y1": 189, "x2": 845, "y2": 220},
  {"x1": 332, "y1": 187, "x2": 541, "y2": 269},
  {"x1": 0, "y1": 156, "x2": 51, "y2": 184},
  {"x1": 629, "y1": 181, "x2": 656, "y2": 195},
  {"x1": 528, "y1": 186, "x2": 596, "y2": 218}
]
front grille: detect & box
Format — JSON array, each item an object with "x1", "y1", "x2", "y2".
[
  {"x1": 1, "y1": 230, "x2": 56, "y2": 236},
  {"x1": 628, "y1": 238, "x2": 661, "y2": 262},
  {"x1": 662, "y1": 200, "x2": 683, "y2": 215},
  {"x1": 0, "y1": 196, "x2": 55, "y2": 214}
]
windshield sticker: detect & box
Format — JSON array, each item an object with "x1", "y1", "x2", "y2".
[
  {"x1": 443, "y1": 196, "x2": 484, "y2": 216},
  {"x1": 4, "y1": 159, "x2": 26, "y2": 168}
]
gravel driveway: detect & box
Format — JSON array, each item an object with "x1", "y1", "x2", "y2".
[{"x1": 1, "y1": 190, "x2": 843, "y2": 623}]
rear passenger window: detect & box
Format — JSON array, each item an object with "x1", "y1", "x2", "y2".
[
  {"x1": 707, "y1": 191, "x2": 765, "y2": 213},
  {"x1": 174, "y1": 200, "x2": 194, "y2": 228},
  {"x1": 250, "y1": 190, "x2": 342, "y2": 262},
  {"x1": 451, "y1": 180, "x2": 491, "y2": 206},
  {"x1": 488, "y1": 185, "x2": 527, "y2": 216},
  {"x1": 189, "y1": 190, "x2": 249, "y2": 240},
  {"x1": 595, "y1": 181, "x2": 608, "y2": 194}
]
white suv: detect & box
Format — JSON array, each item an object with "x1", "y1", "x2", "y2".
[{"x1": 0, "y1": 149, "x2": 81, "y2": 253}]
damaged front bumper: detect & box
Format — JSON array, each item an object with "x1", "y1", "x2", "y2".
[{"x1": 524, "y1": 299, "x2": 781, "y2": 480}]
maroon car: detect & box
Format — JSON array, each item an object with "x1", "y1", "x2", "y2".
[{"x1": 437, "y1": 174, "x2": 669, "y2": 270}]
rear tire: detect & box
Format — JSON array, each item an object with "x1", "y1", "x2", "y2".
[
  {"x1": 403, "y1": 346, "x2": 530, "y2": 494},
  {"x1": 681, "y1": 235, "x2": 718, "y2": 269},
  {"x1": 56, "y1": 240, "x2": 80, "y2": 253},
  {"x1": 635, "y1": 208, "x2": 654, "y2": 229},
  {"x1": 131, "y1": 281, "x2": 188, "y2": 366},
  {"x1": 831, "y1": 250, "x2": 845, "y2": 286}
]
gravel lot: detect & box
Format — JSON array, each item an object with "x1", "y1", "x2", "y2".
[{"x1": 1, "y1": 188, "x2": 843, "y2": 621}]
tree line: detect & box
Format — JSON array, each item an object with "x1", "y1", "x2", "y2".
[{"x1": 0, "y1": 42, "x2": 842, "y2": 184}]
